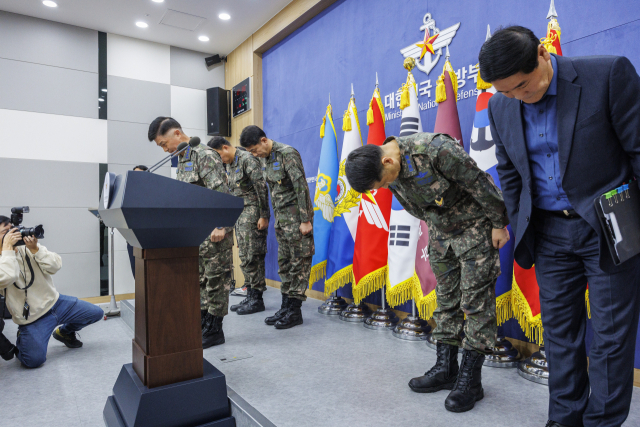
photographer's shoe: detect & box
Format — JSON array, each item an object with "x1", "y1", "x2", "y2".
[
  {"x1": 444, "y1": 349, "x2": 485, "y2": 413},
  {"x1": 202, "y1": 316, "x2": 225, "y2": 349},
  {"x1": 52, "y1": 328, "x2": 83, "y2": 348},
  {"x1": 409, "y1": 342, "x2": 459, "y2": 393},
  {"x1": 236, "y1": 288, "x2": 265, "y2": 315},
  {"x1": 1, "y1": 344, "x2": 17, "y2": 361}
]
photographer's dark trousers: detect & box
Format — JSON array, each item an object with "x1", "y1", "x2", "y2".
[
  {"x1": 16, "y1": 294, "x2": 103, "y2": 368},
  {"x1": 533, "y1": 210, "x2": 640, "y2": 427}
]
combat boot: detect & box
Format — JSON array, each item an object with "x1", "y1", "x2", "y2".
[
  {"x1": 236, "y1": 288, "x2": 265, "y2": 315},
  {"x1": 409, "y1": 342, "x2": 459, "y2": 393},
  {"x1": 444, "y1": 349, "x2": 485, "y2": 413},
  {"x1": 202, "y1": 315, "x2": 225, "y2": 348},
  {"x1": 265, "y1": 294, "x2": 290, "y2": 325},
  {"x1": 230, "y1": 286, "x2": 252, "y2": 312},
  {"x1": 201, "y1": 309, "x2": 208, "y2": 329},
  {"x1": 274, "y1": 298, "x2": 303, "y2": 329}
]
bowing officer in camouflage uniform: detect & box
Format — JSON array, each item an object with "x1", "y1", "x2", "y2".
[
  {"x1": 148, "y1": 117, "x2": 234, "y2": 349},
  {"x1": 208, "y1": 136, "x2": 269, "y2": 316},
  {"x1": 239, "y1": 125, "x2": 314, "y2": 329},
  {"x1": 345, "y1": 132, "x2": 510, "y2": 413}
]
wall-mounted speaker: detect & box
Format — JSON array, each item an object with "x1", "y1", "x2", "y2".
[
  {"x1": 205, "y1": 54, "x2": 225, "y2": 67},
  {"x1": 207, "y1": 87, "x2": 231, "y2": 137}
]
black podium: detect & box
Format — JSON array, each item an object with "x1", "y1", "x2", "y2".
[{"x1": 99, "y1": 171, "x2": 243, "y2": 427}]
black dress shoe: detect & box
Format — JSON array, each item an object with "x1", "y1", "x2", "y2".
[
  {"x1": 444, "y1": 349, "x2": 485, "y2": 413},
  {"x1": 545, "y1": 421, "x2": 570, "y2": 427},
  {"x1": 409, "y1": 342, "x2": 459, "y2": 393}
]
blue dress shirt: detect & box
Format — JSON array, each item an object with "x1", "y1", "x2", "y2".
[{"x1": 521, "y1": 55, "x2": 572, "y2": 211}]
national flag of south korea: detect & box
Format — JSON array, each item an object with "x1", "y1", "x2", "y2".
[{"x1": 386, "y1": 68, "x2": 422, "y2": 307}]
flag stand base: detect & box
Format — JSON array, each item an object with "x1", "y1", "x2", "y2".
[
  {"x1": 517, "y1": 347, "x2": 549, "y2": 385},
  {"x1": 483, "y1": 336, "x2": 523, "y2": 368},
  {"x1": 317, "y1": 295, "x2": 349, "y2": 315},
  {"x1": 425, "y1": 334, "x2": 464, "y2": 353},
  {"x1": 392, "y1": 316, "x2": 430, "y2": 340},
  {"x1": 363, "y1": 308, "x2": 399, "y2": 330},
  {"x1": 339, "y1": 303, "x2": 372, "y2": 322}
]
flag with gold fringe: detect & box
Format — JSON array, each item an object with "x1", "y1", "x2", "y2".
[
  {"x1": 386, "y1": 58, "x2": 426, "y2": 311},
  {"x1": 469, "y1": 25, "x2": 515, "y2": 327},
  {"x1": 351, "y1": 85, "x2": 392, "y2": 304},
  {"x1": 324, "y1": 92, "x2": 363, "y2": 295},
  {"x1": 310, "y1": 103, "x2": 339, "y2": 288}
]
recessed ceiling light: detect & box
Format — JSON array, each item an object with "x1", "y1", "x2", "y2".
[
  {"x1": 152, "y1": 0, "x2": 164, "y2": 2},
  {"x1": 136, "y1": 21, "x2": 148, "y2": 28},
  {"x1": 101, "y1": 88, "x2": 107, "y2": 92},
  {"x1": 43, "y1": 1, "x2": 57, "y2": 7},
  {"x1": 99, "y1": 98, "x2": 105, "y2": 102},
  {"x1": 219, "y1": 13, "x2": 230, "y2": 20},
  {"x1": 198, "y1": 36, "x2": 210, "y2": 42}
]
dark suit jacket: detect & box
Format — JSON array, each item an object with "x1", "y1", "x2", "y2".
[{"x1": 488, "y1": 54, "x2": 640, "y2": 272}]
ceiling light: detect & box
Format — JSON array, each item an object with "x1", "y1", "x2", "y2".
[
  {"x1": 218, "y1": 13, "x2": 230, "y2": 20},
  {"x1": 101, "y1": 88, "x2": 107, "y2": 92},
  {"x1": 136, "y1": 21, "x2": 149, "y2": 28},
  {"x1": 198, "y1": 36, "x2": 210, "y2": 42},
  {"x1": 99, "y1": 98, "x2": 104, "y2": 102},
  {"x1": 152, "y1": 0, "x2": 164, "y2": 2},
  {"x1": 43, "y1": 1, "x2": 57, "y2": 7}
]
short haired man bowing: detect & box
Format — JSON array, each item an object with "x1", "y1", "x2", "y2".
[
  {"x1": 239, "y1": 125, "x2": 314, "y2": 329},
  {"x1": 345, "y1": 132, "x2": 509, "y2": 413},
  {"x1": 148, "y1": 117, "x2": 234, "y2": 349}
]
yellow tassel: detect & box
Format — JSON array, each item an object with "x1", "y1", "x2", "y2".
[
  {"x1": 308, "y1": 261, "x2": 327, "y2": 288},
  {"x1": 320, "y1": 116, "x2": 326, "y2": 139},
  {"x1": 448, "y1": 71, "x2": 458, "y2": 100},
  {"x1": 476, "y1": 63, "x2": 492, "y2": 90},
  {"x1": 366, "y1": 102, "x2": 374, "y2": 125},
  {"x1": 435, "y1": 74, "x2": 446, "y2": 103},
  {"x1": 416, "y1": 288, "x2": 438, "y2": 321},
  {"x1": 495, "y1": 290, "x2": 513, "y2": 326},
  {"x1": 386, "y1": 272, "x2": 419, "y2": 307},
  {"x1": 585, "y1": 288, "x2": 591, "y2": 319},
  {"x1": 342, "y1": 109, "x2": 352, "y2": 132},
  {"x1": 324, "y1": 265, "x2": 354, "y2": 296},
  {"x1": 399, "y1": 83, "x2": 410, "y2": 110},
  {"x1": 352, "y1": 266, "x2": 387, "y2": 304},
  {"x1": 511, "y1": 278, "x2": 544, "y2": 345},
  {"x1": 540, "y1": 20, "x2": 561, "y2": 55}
]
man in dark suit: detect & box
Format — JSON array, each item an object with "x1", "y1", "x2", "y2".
[{"x1": 480, "y1": 26, "x2": 640, "y2": 427}]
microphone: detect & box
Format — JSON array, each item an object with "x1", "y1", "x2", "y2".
[{"x1": 147, "y1": 137, "x2": 201, "y2": 173}]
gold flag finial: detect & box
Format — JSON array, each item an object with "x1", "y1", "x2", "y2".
[{"x1": 404, "y1": 57, "x2": 416, "y2": 71}]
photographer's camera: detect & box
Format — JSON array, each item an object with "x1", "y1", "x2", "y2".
[{"x1": 10, "y1": 207, "x2": 44, "y2": 246}]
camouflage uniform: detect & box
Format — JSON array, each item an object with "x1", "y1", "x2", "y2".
[
  {"x1": 386, "y1": 133, "x2": 509, "y2": 353},
  {"x1": 262, "y1": 141, "x2": 315, "y2": 301},
  {"x1": 225, "y1": 149, "x2": 269, "y2": 292},
  {"x1": 177, "y1": 143, "x2": 234, "y2": 317}
]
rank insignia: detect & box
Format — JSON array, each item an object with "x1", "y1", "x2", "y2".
[{"x1": 435, "y1": 197, "x2": 444, "y2": 207}]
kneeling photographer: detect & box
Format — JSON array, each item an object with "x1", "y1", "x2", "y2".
[{"x1": 0, "y1": 210, "x2": 104, "y2": 368}]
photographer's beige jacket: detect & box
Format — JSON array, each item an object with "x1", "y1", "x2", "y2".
[{"x1": 0, "y1": 245, "x2": 61, "y2": 325}]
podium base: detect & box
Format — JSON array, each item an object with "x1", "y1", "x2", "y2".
[
  {"x1": 317, "y1": 295, "x2": 349, "y2": 315},
  {"x1": 103, "y1": 360, "x2": 234, "y2": 427}
]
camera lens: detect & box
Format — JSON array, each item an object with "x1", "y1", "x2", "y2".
[{"x1": 20, "y1": 225, "x2": 44, "y2": 239}]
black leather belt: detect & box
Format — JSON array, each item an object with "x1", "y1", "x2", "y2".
[{"x1": 535, "y1": 207, "x2": 581, "y2": 219}]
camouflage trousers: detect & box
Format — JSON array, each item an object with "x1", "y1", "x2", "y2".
[
  {"x1": 275, "y1": 221, "x2": 314, "y2": 301},
  {"x1": 199, "y1": 232, "x2": 234, "y2": 317},
  {"x1": 429, "y1": 242, "x2": 500, "y2": 354},
  {"x1": 235, "y1": 218, "x2": 268, "y2": 292}
]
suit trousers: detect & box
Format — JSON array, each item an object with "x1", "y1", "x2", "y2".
[{"x1": 532, "y1": 209, "x2": 640, "y2": 427}]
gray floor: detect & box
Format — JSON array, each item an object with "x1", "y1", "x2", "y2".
[{"x1": 1, "y1": 290, "x2": 639, "y2": 427}]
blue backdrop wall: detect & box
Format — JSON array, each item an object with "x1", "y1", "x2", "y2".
[{"x1": 261, "y1": 0, "x2": 640, "y2": 367}]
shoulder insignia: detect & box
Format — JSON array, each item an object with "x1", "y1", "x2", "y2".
[
  {"x1": 404, "y1": 155, "x2": 415, "y2": 173},
  {"x1": 431, "y1": 135, "x2": 448, "y2": 147}
]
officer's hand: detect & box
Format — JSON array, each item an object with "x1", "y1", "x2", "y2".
[
  {"x1": 492, "y1": 227, "x2": 510, "y2": 250},
  {"x1": 300, "y1": 221, "x2": 313, "y2": 235},
  {"x1": 257, "y1": 218, "x2": 269, "y2": 231},
  {"x1": 2, "y1": 229, "x2": 21, "y2": 252},
  {"x1": 210, "y1": 228, "x2": 226, "y2": 243},
  {"x1": 23, "y1": 236, "x2": 39, "y2": 254}
]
